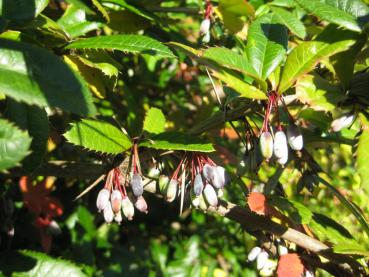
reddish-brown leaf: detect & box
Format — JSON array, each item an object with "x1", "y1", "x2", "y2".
[
  {"x1": 247, "y1": 192, "x2": 269, "y2": 215},
  {"x1": 277, "y1": 253, "x2": 304, "y2": 277}
]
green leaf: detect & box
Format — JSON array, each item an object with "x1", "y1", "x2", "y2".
[
  {"x1": 296, "y1": 74, "x2": 344, "y2": 112},
  {"x1": 143, "y1": 107, "x2": 166, "y2": 135},
  {"x1": 357, "y1": 114, "x2": 369, "y2": 195},
  {"x1": 64, "y1": 119, "x2": 132, "y2": 154},
  {"x1": 140, "y1": 132, "x2": 215, "y2": 152},
  {"x1": 0, "y1": 119, "x2": 32, "y2": 171},
  {"x1": 5, "y1": 99, "x2": 49, "y2": 172},
  {"x1": 102, "y1": 0, "x2": 157, "y2": 22},
  {"x1": 270, "y1": 6, "x2": 306, "y2": 39},
  {"x1": 293, "y1": 0, "x2": 362, "y2": 32},
  {"x1": 334, "y1": 242, "x2": 369, "y2": 257},
  {"x1": 321, "y1": 0, "x2": 369, "y2": 24},
  {"x1": 0, "y1": 250, "x2": 86, "y2": 277},
  {"x1": 278, "y1": 35, "x2": 355, "y2": 93},
  {"x1": 0, "y1": 0, "x2": 48, "y2": 22},
  {"x1": 212, "y1": 70, "x2": 267, "y2": 100},
  {"x1": 218, "y1": 0, "x2": 255, "y2": 33},
  {"x1": 92, "y1": 0, "x2": 110, "y2": 22},
  {"x1": 269, "y1": 196, "x2": 313, "y2": 224},
  {"x1": 65, "y1": 35, "x2": 176, "y2": 59},
  {"x1": 246, "y1": 13, "x2": 288, "y2": 80},
  {"x1": 0, "y1": 39, "x2": 96, "y2": 116}
]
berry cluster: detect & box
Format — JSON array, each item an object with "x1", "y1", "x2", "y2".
[{"x1": 199, "y1": 0, "x2": 213, "y2": 43}]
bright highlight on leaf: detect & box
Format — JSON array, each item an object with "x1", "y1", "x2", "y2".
[{"x1": 143, "y1": 107, "x2": 166, "y2": 135}]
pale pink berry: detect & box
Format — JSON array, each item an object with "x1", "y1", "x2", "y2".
[
  {"x1": 212, "y1": 166, "x2": 230, "y2": 189},
  {"x1": 96, "y1": 188, "x2": 110, "y2": 212},
  {"x1": 248, "y1": 246, "x2": 262, "y2": 262},
  {"x1": 110, "y1": 190, "x2": 122, "y2": 213},
  {"x1": 330, "y1": 114, "x2": 355, "y2": 132},
  {"x1": 122, "y1": 197, "x2": 134, "y2": 220},
  {"x1": 193, "y1": 173, "x2": 204, "y2": 196},
  {"x1": 130, "y1": 174, "x2": 144, "y2": 197},
  {"x1": 202, "y1": 164, "x2": 215, "y2": 182},
  {"x1": 114, "y1": 211, "x2": 123, "y2": 224},
  {"x1": 259, "y1": 132, "x2": 274, "y2": 159},
  {"x1": 287, "y1": 125, "x2": 303, "y2": 150},
  {"x1": 200, "y1": 18, "x2": 210, "y2": 35},
  {"x1": 203, "y1": 184, "x2": 218, "y2": 207},
  {"x1": 103, "y1": 202, "x2": 114, "y2": 223},
  {"x1": 135, "y1": 196, "x2": 148, "y2": 213},
  {"x1": 273, "y1": 131, "x2": 288, "y2": 159},
  {"x1": 256, "y1": 250, "x2": 269, "y2": 270}
]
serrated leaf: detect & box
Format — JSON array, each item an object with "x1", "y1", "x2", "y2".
[
  {"x1": 270, "y1": 6, "x2": 306, "y2": 39},
  {"x1": 269, "y1": 196, "x2": 313, "y2": 224},
  {"x1": 357, "y1": 115, "x2": 369, "y2": 194},
  {"x1": 294, "y1": 0, "x2": 361, "y2": 32},
  {"x1": 212, "y1": 70, "x2": 267, "y2": 100},
  {"x1": 139, "y1": 132, "x2": 215, "y2": 152},
  {"x1": 0, "y1": 119, "x2": 32, "y2": 171},
  {"x1": 143, "y1": 107, "x2": 166, "y2": 135},
  {"x1": 0, "y1": 0, "x2": 48, "y2": 22},
  {"x1": 296, "y1": 74, "x2": 344, "y2": 112},
  {"x1": 278, "y1": 33, "x2": 356, "y2": 93},
  {"x1": 78, "y1": 50, "x2": 121, "y2": 78},
  {"x1": 0, "y1": 250, "x2": 86, "y2": 277},
  {"x1": 246, "y1": 13, "x2": 288, "y2": 80},
  {"x1": 92, "y1": 0, "x2": 110, "y2": 22},
  {"x1": 5, "y1": 99, "x2": 49, "y2": 172},
  {"x1": 65, "y1": 35, "x2": 175, "y2": 59},
  {"x1": 0, "y1": 39, "x2": 96, "y2": 116},
  {"x1": 64, "y1": 119, "x2": 132, "y2": 154}
]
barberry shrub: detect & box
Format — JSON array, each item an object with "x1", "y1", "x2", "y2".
[{"x1": 0, "y1": 0, "x2": 369, "y2": 276}]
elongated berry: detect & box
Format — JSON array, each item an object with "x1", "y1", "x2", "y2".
[
  {"x1": 110, "y1": 190, "x2": 122, "y2": 213},
  {"x1": 158, "y1": 175, "x2": 169, "y2": 194},
  {"x1": 199, "y1": 18, "x2": 210, "y2": 35},
  {"x1": 212, "y1": 166, "x2": 230, "y2": 189},
  {"x1": 203, "y1": 184, "x2": 218, "y2": 207},
  {"x1": 248, "y1": 246, "x2": 262, "y2": 262},
  {"x1": 330, "y1": 113, "x2": 355, "y2": 132},
  {"x1": 202, "y1": 164, "x2": 215, "y2": 182},
  {"x1": 256, "y1": 250, "x2": 269, "y2": 270},
  {"x1": 259, "y1": 132, "x2": 274, "y2": 160},
  {"x1": 287, "y1": 124, "x2": 303, "y2": 150},
  {"x1": 135, "y1": 196, "x2": 148, "y2": 213},
  {"x1": 273, "y1": 131, "x2": 288, "y2": 159},
  {"x1": 193, "y1": 173, "x2": 204, "y2": 196},
  {"x1": 166, "y1": 179, "x2": 178, "y2": 202},
  {"x1": 96, "y1": 188, "x2": 110, "y2": 212},
  {"x1": 103, "y1": 202, "x2": 114, "y2": 223},
  {"x1": 122, "y1": 197, "x2": 134, "y2": 220},
  {"x1": 130, "y1": 174, "x2": 144, "y2": 197}
]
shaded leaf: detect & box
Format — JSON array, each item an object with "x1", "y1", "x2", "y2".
[
  {"x1": 0, "y1": 39, "x2": 96, "y2": 116},
  {"x1": 64, "y1": 119, "x2": 132, "y2": 154},
  {"x1": 270, "y1": 6, "x2": 306, "y2": 39},
  {"x1": 140, "y1": 132, "x2": 215, "y2": 152},
  {"x1": 143, "y1": 107, "x2": 166, "y2": 135},
  {"x1": 0, "y1": 119, "x2": 32, "y2": 171},
  {"x1": 65, "y1": 35, "x2": 175, "y2": 59},
  {"x1": 269, "y1": 196, "x2": 313, "y2": 224},
  {"x1": 0, "y1": 0, "x2": 48, "y2": 22}
]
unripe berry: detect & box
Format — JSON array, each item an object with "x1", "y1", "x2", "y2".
[
  {"x1": 135, "y1": 196, "x2": 148, "y2": 213},
  {"x1": 158, "y1": 175, "x2": 170, "y2": 194},
  {"x1": 248, "y1": 246, "x2": 262, "y2": 262},
  {"x1": 198, "y1": 194, "x2": 208, "y2": 210},
  {"x1": 130, "y1": 174, "x2": 144, "y2": 197},
  {"x1": 257, "y1": 250, "x2": 269, "y2": 270},
  {"x1": 330, "y1": 113, "x2": 355, "y2": 132},
  {"x1": 166, "y1": 179, "x2": 178, "y2": 202},
  {"x1": 193, "y1": 173, "x2": 204, "y2": 196},
  {"x1": 259, "y1": 132, "x2": 274, "y2": 159},
  {"x1": 110, "y1": 190, "x2": 122, "y2": 213},
  {"x1": 287, "y1": 125, "x2": 303, "y2": 150},
  {"x1": 273, "y1": 131, "x2": 288, "y2": 159},
  {"x1": 122, "y1": 197, "x2": 134, "y2": 220},
  {"x1": 191, "y1": 189, "x2": 200, "y2": 208},
  {"x1": 96, "y1": 188, "x2": 110, "y2": 212},
  {"x1": 103, "y1": 202, "x2": 114, "y2": 223},
  {"x1": 203, "y1": 184, "x2": 218, "y2": 207},
  {"x1": 199, "y1": 18, "x2": 210, "y2": 35}
]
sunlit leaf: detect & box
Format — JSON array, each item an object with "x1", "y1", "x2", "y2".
[{"x1": 143, "y1": 107, "x2": 166, "y2": 135}]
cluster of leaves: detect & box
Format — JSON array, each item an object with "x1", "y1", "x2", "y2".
[{"x1": 1, "y1": 0, "x2": 369, "y2": 276}]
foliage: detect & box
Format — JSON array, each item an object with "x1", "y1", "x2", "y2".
[{"x1": 1, "y1": 0, "x2": 369, "y2": 276}]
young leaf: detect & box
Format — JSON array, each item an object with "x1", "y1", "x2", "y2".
[
  {"x1": 0, "y1": 119, "x2": 32, "y2": 172},
  {"x1": 65, "y1": 35, "x2": 175, "y2": 59},
  {"x1": 64, "y1": 119, "x2": 132, "y2": 154},
  {"x1": 270, "y1": 6, "x2": 306, "y2": 39},
  {"x1": 139, "y1": 132, "x2": 215, "y2": 152},
  {"x1": 246, "y1": 13, "x2": 288, "y2": 80},
  {"x1": 143, "y1": 107, "x2": 166, "y2": 135},
  {"x1": 0, "y1": 39, "x2": 96, "y2": 116},
  {"x1": 294, "y1": 0, "x2": 362, "y2": 32},
  {"x1": 357, "y1": 114, "x2": 369, "y2": 195},
  {"x1": 0, "y1": 250, "x2": 85, "y2": 277}
]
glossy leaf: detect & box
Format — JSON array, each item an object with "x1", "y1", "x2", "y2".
[
  {"x1": 0, "y1": 119, "x2": 32, "y2": 171},
  {"x1": 321, "y1": 0, "x2": 369, "y2": 24},
  {"x1": 246, "y1": 13, "x2": 288, "y2": 80},
  {"x1": 294, "y1": 0, "x2": 362, "y2": 32},
  {"x1": 0, "y1": 250, "x2": 85, "y2": 277},
  {"x1": 140, "y1": 132, "x2": 215, "y2": 152},
  {"x1": 0, "y1": 0, "x2": 48, "y2": 22},
  {"x1": 65, "y1": 35, "x2": 175, "y2": 59},
  {"x1": 270, "y1": 6, "x2": 306, "y2": 39},
  {"x1": 0, "y1": 39, "x2": 96, "y2": 116},
  {"x1": 64, "y1": 119, "x2": 132, "y2": 154},
  {"x1": 143, "y1": 107, "x2": 166, "y2": 135}
]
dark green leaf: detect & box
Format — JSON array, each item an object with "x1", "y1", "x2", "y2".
[
  {"x1": 64, "y1": 119, "x2": 133, "y2": 154},
  {"x1": 270, "y1": 6, "x2": 306, "y2": 39},
  {"x1": 269, "y1": 196, "x2": 313, "y2": 224},
  {"x1": 0, "y1": 0, "x2": 48, "y2": 22},
  {"x1": 0, "y1": 39, "x2": 96, "y2": 116}
]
